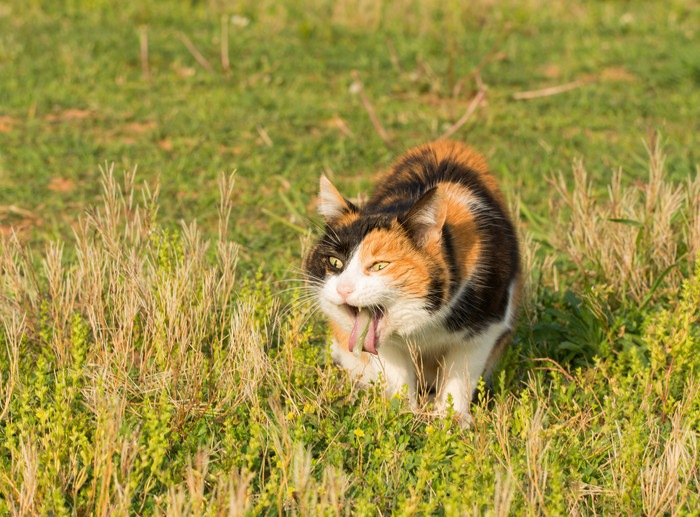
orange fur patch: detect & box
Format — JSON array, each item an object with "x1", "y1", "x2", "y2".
[
  {"x1": 359, "y1": 226, "x2": 439, "y2": 300},
  {"x1": 403, "y1": 140, "x2": 509, "y2": 212},
  {"x1": 335, "y1": 210, "x2": 360, "y2": 227},
  {"x1": 437, "y1": 183, "x2": 482, "y2": 282}
]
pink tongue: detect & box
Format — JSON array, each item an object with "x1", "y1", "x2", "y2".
[
  {"x1": 365, "y1": 317, "x2": 377, "y2": 354},
  {"x1": 348, "y1": 311, "x2": 379, "y2": 355}
]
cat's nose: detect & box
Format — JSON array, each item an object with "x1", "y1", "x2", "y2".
[{"x1": 336, "y1": 282, "x2": 355, "y2": 302}]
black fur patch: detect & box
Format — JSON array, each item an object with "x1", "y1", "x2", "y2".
[
  {"x1": 305, "y1": 215, "x2": 395, "y2": 281},
  {"x1": 425, "y1": 269, "x2": 445, "y2": 313},
  {"x1": 440, "y1": 224, "x2": 461, "y2": 298}
]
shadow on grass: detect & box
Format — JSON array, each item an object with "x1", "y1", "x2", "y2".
[{"x1": 488, "y1": 283, "x2": 648, "y2": 400}]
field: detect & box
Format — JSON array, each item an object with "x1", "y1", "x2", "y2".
[{"x1": 1, "y1": 0, "x2": 699, "y2": 514}]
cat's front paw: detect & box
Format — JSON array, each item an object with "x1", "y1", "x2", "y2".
[{"x1": 330, "y1": 339, "x2": 380, "y2": 385}]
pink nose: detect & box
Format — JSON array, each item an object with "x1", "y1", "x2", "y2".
[{"x1": 336, "y1": 282, "x2": 355, "y2": 301}]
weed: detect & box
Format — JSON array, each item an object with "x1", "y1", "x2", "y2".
[
  {"x1": 1, "y1": 148, "x2": 699, "y2": 513},
  {"x1": 1, "y1": 0, "x2": 699, "y2": 514}
]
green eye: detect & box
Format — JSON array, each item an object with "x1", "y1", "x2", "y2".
[
  {"x1": 370, "y1": 261, "x2": 390, "y2": 272},
  {"x1": 328, "y1": 256, "x2": 344, "y2": 269}
]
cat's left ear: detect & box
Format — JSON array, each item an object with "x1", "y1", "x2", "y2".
[
  {"x1": 401, "y1": 187, "x2": 447, "y2": 245},
  {"x1": 318, "y1": 175, "x2": 356, "y2": 221}
]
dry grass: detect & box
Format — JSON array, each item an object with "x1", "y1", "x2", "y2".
[
  {"x1": 0, "y1": 165, "x2": 375, "y2": 514},
  {"x1": 0, "y1": 167, "x2": 253, "y2": 514},
  {"x1": 639, "y1": 396, "x2": 698, "y2": 517},
  {"x1": 549, "y1": 135, "x2": 699, "y2": 303},
  {"x1": 1, "y1": 149, "x2": 699, "y2": 514}
]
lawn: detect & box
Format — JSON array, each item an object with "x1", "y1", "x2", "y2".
[{"x1": 1, "y1": 0, "x2": 699, "y2": 514}]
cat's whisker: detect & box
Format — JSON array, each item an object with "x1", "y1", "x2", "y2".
[
  {"x1": 278, "y1": 296, "x2": 319, "y2": 317},
  {"x1": 279, "y1": 293, "x2": 317, "y2": 308},
  {"x1": 279, "y1": 306, "x2": 323, "y2": 344},
  {"x1": 273, "y1": 286, "x2": 319, "y2": 298}
]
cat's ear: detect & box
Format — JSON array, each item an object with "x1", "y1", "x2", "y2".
[
  {"x1": 318, "y1": 175, "x2": 356, "y2": 221},
  {"x1": 401, "y1": 187, "x2": 446, "y2": 245}
]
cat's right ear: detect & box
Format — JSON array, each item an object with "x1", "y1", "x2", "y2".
[
  {"x1": 318, "y1": 175, "x2": 356, "y2": 221},
  {"x1": 401, "y1": 187, "x2": 446, "y2": 246}
]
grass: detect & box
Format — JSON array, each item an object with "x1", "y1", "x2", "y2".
[{"x1": 1, "y1": 0, "x2": 699, "y2": 514}]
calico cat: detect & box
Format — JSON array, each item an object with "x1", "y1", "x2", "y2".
[{"x1": 304, "y1": 141, "x2": 521, "y2": 423}]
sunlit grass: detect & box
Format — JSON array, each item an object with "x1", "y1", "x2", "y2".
[
  {"x1": 1, "y1": 145, "x2": 699, "y2": 513},
  {"x1": 1, "y1": 0, "x2": 699, "y2": 514}
]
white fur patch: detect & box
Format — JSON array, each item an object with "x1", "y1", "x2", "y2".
[
  {"x1": 322, "y1": 255, "x2": 518, "y2": 423},
  {"x1": 319, "y1": 249, "x2": 399, "y2": 336},
  {"x1": 318, "y1": 176, "x2": 349, "y2": 220}
]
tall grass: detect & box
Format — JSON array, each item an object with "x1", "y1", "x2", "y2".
[
  {"x1": 1, "y1": 148, "x2": 699, "y2": 514},
  {"x1": 549, "y1": 136, "x2": 699, "y2": 304}
]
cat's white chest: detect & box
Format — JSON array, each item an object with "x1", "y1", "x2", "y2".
[{"x1": 330, "y1": 279, "x2": 517, "y2": 424}]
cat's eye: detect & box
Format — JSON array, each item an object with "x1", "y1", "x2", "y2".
[
  {"x1": 370, "y1": 261, "x2": 390, "y2": 272},
  {"x1": 328, "y1": 256, "x2": 344, "y2": 269}
]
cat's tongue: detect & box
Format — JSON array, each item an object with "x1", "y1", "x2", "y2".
[{"x1": 348, "y1": 308, "x2": 378, "y2": 356}]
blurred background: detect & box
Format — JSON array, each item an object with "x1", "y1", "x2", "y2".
[{"x1": 1, "y1": 0, "x2": 698, "y2": 271}]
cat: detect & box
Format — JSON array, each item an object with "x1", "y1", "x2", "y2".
[{"x1": 304, "y1": 141, "x2": 521, "y2": 424}]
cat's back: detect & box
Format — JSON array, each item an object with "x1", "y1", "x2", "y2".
[
  {"x1": 366, "y1": 141, "x2": 508, "y2": 215},
  {"x1": 367, "y1": 140, "x2": 520, "y2": 338}
]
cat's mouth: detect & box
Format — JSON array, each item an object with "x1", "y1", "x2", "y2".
[{"x1": 344, "y1": 304, "x2": 384, "y2": 355}]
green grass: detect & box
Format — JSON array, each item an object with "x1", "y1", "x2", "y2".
[{"x1": 1, "y1": 0, "x2": 699, "y2": 514}]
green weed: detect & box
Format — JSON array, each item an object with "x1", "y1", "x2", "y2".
[
  {"x1": 1, "y1": 0, "x2": 699, "y2": 514},
  {"x1": 1, "y1": 150, "x2": 699, "y2": 513}
]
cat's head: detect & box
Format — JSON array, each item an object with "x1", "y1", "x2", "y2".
[{"x1": 304, "y1": 176, "x2": 449, "y2": 354}]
